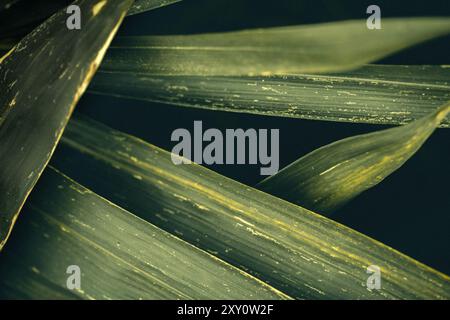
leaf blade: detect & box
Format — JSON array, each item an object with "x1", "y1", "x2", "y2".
[
  {"x1": 89, "y1": 64, "x2": 450, "y2": 127},
  {"x1": 100, "y1": 18, "x2": 450, "y2": 76},
  {"x1": 49, "y1": 115, "x2": 450, "y2": 299},
  {"x1": 0, "y1": 167, "x2": 289, "y2": 300},
  {"x1": 258, "y1": 102, "x2": 450, "y2": 214},
  {"x1": 0, "y1": 0, "x2": 134, "y2": 249}
]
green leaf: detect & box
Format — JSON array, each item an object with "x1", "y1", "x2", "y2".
[
  {"x1": 50, "y1": 115, "x2": 450, "y2": 299},
  {"x1": 0, "y1": 167, "x2": 289, "y2": 300},
  {"x1": 258, "y1": 102, "x2": 450, "y2": 214},
  {"x1": 0, "y1": 0, "x2": 134, "y2": 250},
  {"x1": 89, "y1": 64, "x2": 450, "y2": 127},
  {"x1": 99, "y1": 18, "x2": 450, "y2": 76}
]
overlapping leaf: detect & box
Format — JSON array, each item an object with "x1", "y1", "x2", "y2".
[
  {"x1": 0, "y1": 0, "x2": 133, "y2": 250},
  {"x1": 90, "y1": 64, "x2": 450, "y2": 127},
  {"x1": 0, "y1": 0, "x2": 448, "y2": 301},
  {"x1": 0, "y1": 167, "x2": 288, "y2": 300},
  {"x1": 100, "y1": 18, "x2": 450, "y2": 76},
  {"x1": 47, "y1": 115, "x2": 450, "y2": 299},
  {"x1": 258, "y1": 102, "x2": 450, "y2": 214}
]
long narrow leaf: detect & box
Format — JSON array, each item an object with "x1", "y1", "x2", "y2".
[
  {"x1": 100, "y1": 18, "x2": 450, "y2": 76},
  {"x1": 90, "y1": 64, "x2": 450, "y2": 127},
  {"x1": 258, "y1": 102, "x2": 450, "y2": 214},
  {"x1": 0, "y1": 167, "x2": 288, "y2": 300},
  {"x1": 0, "y1": 0, "x2": 134, "y2": 249},
  {"x1": 50, "y1": 115, "x2": 450, "y2": 299}
]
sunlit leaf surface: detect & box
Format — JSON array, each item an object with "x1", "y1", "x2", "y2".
[
  {"x1": 258, "y1": 102, "x2": 450, "y2": 214},
  {"x1": 0, "y1": 168, "x2": 289, "y2": 300},
  {"x1": 0, "y1": 0, "x2": 133, "y2": 249},
  {"x1": 90, "y1": 64, "x2": 450, "y2": 127},
  {"x1": 47, "y1": 115, "x2": 450, "y2": 299},
  {"x1": 100, "y1": 18, "x2": 450, "y2": 75}
]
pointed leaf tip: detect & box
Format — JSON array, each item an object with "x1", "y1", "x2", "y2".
[{"x1": 258, "y1": 101, "x2": 450, "y2": 214}]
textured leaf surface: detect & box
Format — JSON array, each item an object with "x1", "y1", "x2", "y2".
[
  {"x1": 258, "y1": 103, "x2": 450, "y2": 214},
  {"x1": 90, "y1": 64, "x2": 450, "y2": 127},
  {"x1": 0, "y1": 168, "x2": 288, "y2": 300},
  {"x1": 0, "y1": 0, "x2": 133, "y2": 249},
  {"x1": 100, "y1": 18, "x2": 450, "y2": 76},
  {"x1": 49, "y1": 115, "x2": 450, "y2": 299}
]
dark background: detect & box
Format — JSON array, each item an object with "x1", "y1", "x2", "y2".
[{"x1": 75, "y1": 0, "x2": 450, "y2": 274}]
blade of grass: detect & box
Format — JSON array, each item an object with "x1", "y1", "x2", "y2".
[
  {"x1": 0, "y1": 167, "x2": 289, "y2": 300},
  {"x1": 50, "y1": 115, "x2": 450, "y2": 299},
  {"x1": 0, "y1": 0, "x2": 134, "y2": 250},
  {"x1": 258, "y1": 102, "x2": 450, "y2": 214},
  {"x1": 100, "y1": 18, "x2": 450, "y2": 76},
  {"x1": 89, "y1": 64, "x2": 450, "y2": 127}
]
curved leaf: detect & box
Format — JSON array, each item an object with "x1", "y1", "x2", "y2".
[
  {"x1": 49, "y1": 115, "x2": 450, "y2": 299},
  {"x1": 258, "y1": 102, "x2": 450, "y2": 214},
  {"x1": 100, "y1": 18, "x2": 450, "y2": 76},
  {"x1": 0, "y1": 167, "x2": 289, "y2": 300},
  {"x1": 0, "y1": 0, "x2": 133, "y2": 250}
]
